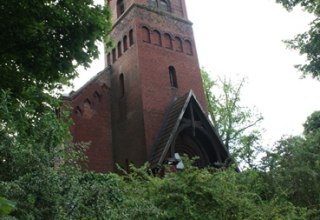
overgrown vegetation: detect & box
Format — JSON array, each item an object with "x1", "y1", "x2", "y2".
[
  {"x1": 1, "y1": 0, "x2": 320, "y2": 219},
  {"x1": 201, "y1": 69, "x2": 263, "y2": 169},
  {"x1": 276, "y1": 0, "x2": 320, "y2": 79}
]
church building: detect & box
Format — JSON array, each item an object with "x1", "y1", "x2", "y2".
[{"x1": 63, "y1": 0, "x2": 230, "y2": 172}]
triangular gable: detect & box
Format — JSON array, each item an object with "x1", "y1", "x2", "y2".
[{"x1": 149, "y1": 90, "x2": 230, "y2": 169}]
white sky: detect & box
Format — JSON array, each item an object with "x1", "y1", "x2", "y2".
[{"x1": 75, "y1": 0, "x2": 320, "y2": 145}]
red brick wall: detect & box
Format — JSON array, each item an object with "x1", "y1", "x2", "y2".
[
  {"x1": 107, "y1": 0, "x2": 187, "y2": 24},
  {"x1": 134, "y1": 7, "x2": 207, "y2": 154},
  {"x1": 67, "y1": 1, "x2": 207, "y2": 172},
  {"x1": 69, "y1": 71, "x2": 113, "y2": 172},
  {"x1": 107, "y1": 4, "x2": 207, "y2": 167}
]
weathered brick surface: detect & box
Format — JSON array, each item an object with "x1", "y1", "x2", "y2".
[
  {"x1": 68, "y1": 70, "x2": 114, "y2": 172},
  {"x1": 107, "y1": 0, "x2": 187, "y2": 24},
  {"x1": 67, "y1": 1, "x2": 208, "y2": 172}
]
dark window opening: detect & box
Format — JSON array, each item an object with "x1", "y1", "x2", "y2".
[
  {"x1": 117, "y1": 0, "x2": 125, "y2": 18},
  {"x1": 153, "y1": 30, "x2": 161, "y2": 46},
  {"x1": 164, "y1": 33, "x2": 172, "y2": 49},
  {"x1": 123, "y1": 35, "x2": 128, "y2": 51},
  {"x1": 169, "y1": 66, "x2": 178, "y2": 88},
  {"x1": 119, "y1": 73, "x2": 125, "y2": 98},
  {"x1": 129, "y1": 29, "x2": 134, "y2": 46},
  {"x1": 159, "y1": 0, "x2": 170, "y2": 11},
  {"x1": 112, "y1": 48, "x2": 116, "y2": 63},
  {"x1": 107, "y1": 53, "x2": 111, "y2": 65},
  {"x1": 142, "y1": 26, "x2": 151, "y2": 43},
  {"x1": 117, "y1": 41, "x2": 122, "y2": 58}
]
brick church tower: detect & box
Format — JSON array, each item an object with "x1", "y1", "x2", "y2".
[{"x1": 64, "y1": 0, "x2": 229, "y2": 172}]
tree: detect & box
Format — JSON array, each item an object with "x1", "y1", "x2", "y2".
[
  {"x1": 0, "y1": 0, "x2": 112, "y2": 98},
  {"x1": 261, "y1": 110, "x2": 320, "y2": 213},
  {"x1": 201, "y1": 69, "x2": 263, "y2": 167},
  {"x1": 0, "y1": 196, "x2": 15, "y2": 219},
  {"x1": 0, "y1": 1, "x2": 115, "y2": 218},
  {"x1": 276, "y1": 0, "x2": 320, "y2": 79},
  {"x1": 303, "y1": 110, "x2": 320, "y2": 135}
]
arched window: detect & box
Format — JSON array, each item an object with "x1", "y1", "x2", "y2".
[
  {"x1": 174, "y1": 36, "x2": 183, "y2": 52},
  {"x1": 159, "y1": 0, "x2": 170, "y2": 12},
  {"x1": 129, "y1": 29, "x2": 134, "y2": 46},
  {"x1": 117, "y1": 0, "x2": 125, "y2": 18},
  {"x1": 123, "y1": 35, "x2": 128, "y2": 51},
  {"x1": 117, "y1": 41, "x2": 122, "y2": 58},
  {"x1": 112, "y1": 48, "x2": 116, "y2": 63},
  {"x1": 149, "y1": 0, "x2": 157, "y2": 7},
  {"x1": 184, "y1": 40, "x2": 193, "y2": 55},
  {"x1": 107, "y1": 53, "x2": 111, "y2": 65},
  {"x1": 152, "y1": 30, "x2": 161, "y2": 46},
  {"x1": 119, "y1": 73, "x2": 125, "y2": 98},
  {"x1": 142, "y1": 26, "x2": 151, "y2": 43},
  {"x1": 163, "y1": 33, "x2": 172, "y2": 49},
  {"x1": 169, "y1": 66, "x2": 178, "y2": 88}
]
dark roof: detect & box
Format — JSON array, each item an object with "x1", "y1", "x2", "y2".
[{"x1": 149, "y1": 90, "x2": 229, "y2": 168}]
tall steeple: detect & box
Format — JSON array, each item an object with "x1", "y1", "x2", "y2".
[{"x1": 105, "y1": 0, "x2": 218, "y2": 169}]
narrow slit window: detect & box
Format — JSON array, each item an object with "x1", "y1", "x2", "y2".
[
  {"x1": 129, "y1": 29, "x2": 134, "y2": 46},
  {"x1": 117, "y1": 41, "x2": 122, "y2": 58},
  {"x1": 123, "y1": 35, "x2": 128, "y2": 51},
  {"x1": 169, "y1": 66, "x2": 178, "y2": 88},
  {"x1": 119, "y1": 73, "x2": 125, "y2": 98},
  {"x1": 107, "y1": 53, "x2": 111, "y2": 65},
  {"x1": 117, "y1": 0, "x2": 125, "y2": 18},
  {"x1": 112, "y1": 48, "x2": 116, "y2": 63}
]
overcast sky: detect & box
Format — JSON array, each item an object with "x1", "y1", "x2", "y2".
[
  {"x1": 75, "y1": 0, "x2": 320, "y2": 145},
  {"x1": 187, "y1": 0, "x2": 320, "y2": 144}
]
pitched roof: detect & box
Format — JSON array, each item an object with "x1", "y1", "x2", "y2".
[
  {"x1": 61, "y1": 66, "x2": 111, "y2": 101},
  {"x1": 149, "y1": 90, "x2": 229, "y2": 168}
]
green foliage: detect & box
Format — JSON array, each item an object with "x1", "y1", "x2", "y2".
[
  {"x1": 0, "y1": 0, "x2": 318, "y2": 217},
  {"x1": 303, "y1": 110, "x2": 320, "y2": 135},
  {"x1": 276, "y1": 0, "x2": 319, "y2": 13},
  {"x1": 0, "y1": 89, "x2": 155, "y2": 219},
  {"x1": 261, "y1": 110, "x2": 320, "y2": 216},
  {"x1": 276, "y1": 0, "x2": 320, "y2": 79},
  {"x1": 262, "y1": 132, "x2": 320, "y2": 212},
  {"x1": 0, "y1": 88, "x2": 314, "y2": 219},
  {"x1": 201, "y1": 69, "x2": 263, "y2": 168},
  {"x1": 0, "y1": 0, "x2": 112, "y2": 97},
  {"x1": 0, "y1": 1, "x2": 116, "y2": 217},
  {"x1": 119, "y1": 159, "x2": 310, "y2": 220},
  {"x1": 0, "y1": 196, "x2": 15, "y2": 219},
  {"x1": 0, "y1": 89, "x2": 73, "y2": 181}
]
